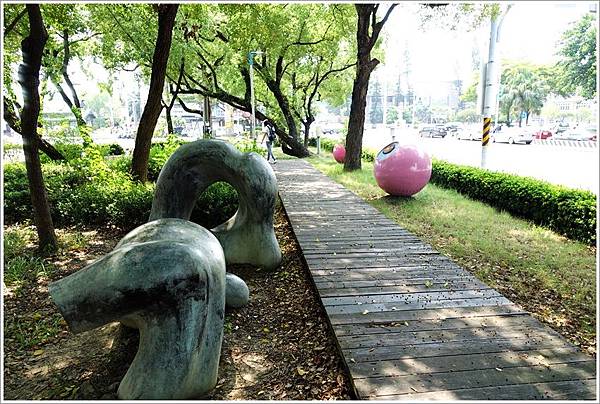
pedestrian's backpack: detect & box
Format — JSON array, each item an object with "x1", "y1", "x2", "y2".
[{"x1": 267, "y1": 125, "x2": 276, "y2": 142}]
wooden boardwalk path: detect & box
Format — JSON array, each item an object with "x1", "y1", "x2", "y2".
[{"x1": 274, "y1": 159, "x2": 596, "y2": 400}]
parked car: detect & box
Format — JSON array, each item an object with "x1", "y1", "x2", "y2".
[
  {"x1": 534, "y1": 128, "x2": 553, "y2": 139},
  {"x1": 491, "y1": 127, "x2": 534, "y2": 144},
  {"x1": 419, "y1": 125, "x2": 447, "y2": 138},
  {"x1": 556, "y1": 127, "x2": 597, "y2": 141},
  {"x1": 551, "y1": 122, "x2": 570, "y2": 135},
  {"x1": 444, "y1": 122, "x2": 462, "y2": 135},
  {"x1": 456, "y1": 125, "x2": 482, "y2": 141}
]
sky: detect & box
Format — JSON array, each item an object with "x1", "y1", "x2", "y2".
[
  {"x1": 34, "y1": 1, "x2": 598, "y2": 114},
  {"x1": 378, "y1": 1, "x2": 595, "y2": 98}
]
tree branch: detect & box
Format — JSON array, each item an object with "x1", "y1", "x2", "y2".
[
  {"x1": 177, "y1": 97, "x2": 203, "y2": 116},
  {"x1": 3, "y1": 96, "x2": 65, "y2": 160},
  {"x1": 61, "y1": 30, "x2": 82, "y2": 109},
  {"x1": 167, "y1": 59, "x2": 185, "y2": 110},
  {"x1": 4, "y1": 7, "x2": 26, "y2": 38},
  {"x1": 371, "y1": 4, "x2": 398, "y2": 47}
]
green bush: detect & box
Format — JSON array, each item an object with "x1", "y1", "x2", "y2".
[
  {"x1": 430, "y1": 160, "x2": 596, "y2": 245},
  {"x1": 319, "y1": 137, "x2": 342, "y2": 153},
  {"x1": 4, "y1": 140, "x2": 240, "y2": 231},
  {"x1": 231, "y1": 138, "x2": 264, "y2": 154},
  {"x1": 106, "y1": 143, "x2": 125, "y2": 156},
  {"x1": 39, "y1": 143, "x2": 84, "y2": 163}
]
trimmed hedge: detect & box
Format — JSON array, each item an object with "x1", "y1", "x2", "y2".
[
  {"x1": 3, "y1": 139, "x2": 247, "y2": 231},
  {"x1": 430, "y1": 160, "x2": 597, "y2": 245}
]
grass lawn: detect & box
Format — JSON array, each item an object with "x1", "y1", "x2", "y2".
[{"x1": 308, "y1": 154, "x2": 597, "y2": 354}]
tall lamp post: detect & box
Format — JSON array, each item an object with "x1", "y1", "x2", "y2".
[{"x1": 248, "y1": 50, "x2": 263, "y2": 139}]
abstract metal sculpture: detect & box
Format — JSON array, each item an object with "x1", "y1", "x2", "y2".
[
  {"x1": 150, "y1": 140, "x2": 282, "y2": 271},
  {"x1": 49, "y1": 139, "x2": 282, "y2": 399}
]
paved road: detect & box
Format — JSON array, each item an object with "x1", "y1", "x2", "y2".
[{"x1": 362, "y1": 128, "x2": 599, "y2": 194}]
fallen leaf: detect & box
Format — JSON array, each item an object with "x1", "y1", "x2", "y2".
[
  {"x1": 297, "y1": 367, "x2": 306, "y2": 376},
  {"x1": 32, "y1": 349, "x2": 44, "y2": 356}
]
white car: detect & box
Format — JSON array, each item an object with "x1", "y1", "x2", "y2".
[
  {"x1": 491, "y1": 127, "x2": 534, "y2": 144},
  {"x1": 456, "y1": 125, "x2": 482, "y2": 141}
]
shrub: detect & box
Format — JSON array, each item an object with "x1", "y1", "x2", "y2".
[
  {"x1": 39, "y1": 143, "x2": 84, "y2": 163},
  {"x1": 319, "y1": 137, "x2": 342, "y2": 153},
  {"x1": 106, "y1": 143, "x2": 125, "y2": 156},
  {"x1": 430, "y1": 160, "x2": 597, "y2": 245},
  {"x1": 231, "y1": 138, "x2": 264, "y2": 154},
  {"x1": 4, "y1": 142, "x2": 240, "y2": 231}
]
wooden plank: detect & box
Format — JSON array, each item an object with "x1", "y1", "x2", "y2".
[
  {"x1": 314, "y1": 277, "x2": 487, "y2": 292},
  {"x1": 311, "y1": 264, "x2": 464, "y2": 275},
  {"x1": 317, "y1": 282, "x2": 491, "y2": 297},
  {"x1": 343, "y1": 336, "x2": 584, "y2": 363},
  {"x1": 324, "y1": 296, "x2": 513, "y2": 316},
  {"x1": 349, "y1": 347, "x2": 590, "y2": 378},
  {"x1": 322, "y1": 289, "x2": 503, "y2": 307},
  {"x1": 352, "y1": 361, "x2": 596, "y2": 397},
  {"x1": 332, "y1": 314, "x2": 543, "y2": 337},
  {"x1": 300, "y1": 244, "x2": 431, "y2": 253},
  {"x1": 307, "y1": 257, "x2": 460, "y2": 270},
  {"x1": 328, "y1": 304, "x2": 528, "y2": 325},
  {"x1": 338, "y1": 325, "x2": 560, "y2": 350},
  {"x1": 312, "y1": 271, "x2": 475, "y2": 283},
  {"x1": 303, "y1": 249, "x2": 440, "y2": 258},
  {"x1": 342, "y1": 342, "x2": 578, "y2": 367},
  {"x1": 366, "y1": 379, "x2": 597, "y2": 400}
]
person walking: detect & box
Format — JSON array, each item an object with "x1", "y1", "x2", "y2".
[{"x1": 261, "y1": 120, "x2": 277, "y2": 164}]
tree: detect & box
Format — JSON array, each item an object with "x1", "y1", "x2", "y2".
[
  {"x1": 3, "y1": 4, "x2": 65, "y2": 161},
  {"x1": 131, "y1": 4, "x2": 179, "y2": 182},
  {"x1": 555, "y1": 13, "x2": 597, "y2": 99},
  {"x1": 386, "y1": 106, "x2": 398, "y2": 124},
  {"x1": 17, "y1": 4, "x2": 57, "y2": 251},
  {"x1": 453, "y1": 107, "x2": 479, "y2": 123},
  {"x1": 41, "y1": 4, "x2": 97, "y2": 146},
  {"x1": 368, "y1": 80, "x2": 383, "y2": 124},
  {"x1": 176, "y1": 4, "x2": 355, "y2": 156},
  {"x1": 500, "y1": 62, "x2": 551, "y2": 126},
  {"x1": 344, "y1": 4, "x2": 396, "y2": 172}
]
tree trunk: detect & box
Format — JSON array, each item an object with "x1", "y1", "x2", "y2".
[
  {"x1": 345, "y1": 6, "x2": 378, "y2": 172},
  {"x1": 525, "y1": 111, "x2": 530, "y2": 125},
  {"x1": 131, "y1": 4, "x2": 179, "y2": 182},
  {"x1": 344, "y1": 4, "x2": 396, "y2": 171},
  {"x1": 18, "y1": 4, "x2": 57, "y2": 252},
  {"x1": 165, "y1": 106, "x2": 173, "y2": 134},
  {"x1": 203, "y1": 96, "x2": 212, "y2": 138},
  {"x1": 302, "y1": 116, "x2": 314, "y2": 148},
  {"x1": 52, "y1": 30, "x2": 90, "y2": 146}
]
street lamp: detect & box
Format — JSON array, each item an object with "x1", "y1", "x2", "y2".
[{"x1": 248, "y1": 50, "x2": 263, "y2": 139}]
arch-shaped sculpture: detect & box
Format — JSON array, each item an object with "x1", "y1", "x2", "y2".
[
  {"x1": 49, "y1": 219, "x2": 240, "y2": 399},
  {"x1": 150, "y1": 140, "x2": 282, "y2": 271}
]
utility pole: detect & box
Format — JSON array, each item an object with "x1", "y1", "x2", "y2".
[
  {"x1": 481, "y1": 5, "x2": 512, "y2": 168},
  {"x1": 248, "y1": 50, "x2": 263, "y2": 139}
]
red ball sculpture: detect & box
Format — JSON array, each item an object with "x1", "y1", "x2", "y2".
[
  {"x1": 332, "y1": 144, "x2": 346, "y2": 163},
  {"x1": 373, "y1": 142, "x2": 432, "y2": 196}
]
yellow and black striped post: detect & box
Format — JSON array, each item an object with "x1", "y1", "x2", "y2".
[
  {"x1": 481, "y1": 117, "x2": 491, "y2": 168},
  {"x1": 482, "y1": 117, "x2": 491, "y2": 146}
]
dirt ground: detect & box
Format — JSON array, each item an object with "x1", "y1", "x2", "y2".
[{"x1": 3, "y1": 203, "x2": 353, "y2": 400}]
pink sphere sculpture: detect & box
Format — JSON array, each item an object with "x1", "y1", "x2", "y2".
[
  {"x1": 332, "y1": 144, "x2": 346, "y2": 164},
  {"x1": 374, "y1": 142, "x2": 432, "y2": 196}
]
